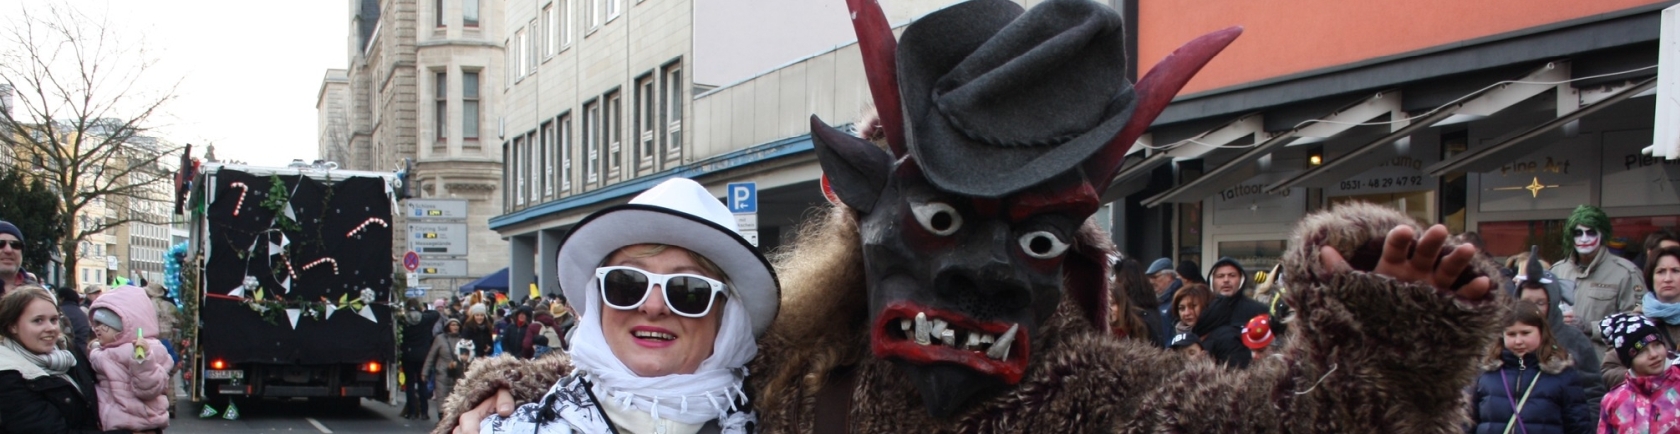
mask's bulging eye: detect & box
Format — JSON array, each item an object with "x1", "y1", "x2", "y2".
[
  {"x1": 1019, "y1": 231, "x2": 1068, "y2": 259},
  {"x1": 911, "y1": 202, "x2": 962, "y2": 236}
]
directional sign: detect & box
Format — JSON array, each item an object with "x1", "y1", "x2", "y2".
[
  {"x1": 402, "y1": 251, "x2": 421, "y2": 272},
  {"x1": 407, "y1": 199, "x2": 470, "y2": 220},
  {"x1": 726, "y1": 182, "x2": 757, "y2": 213},
  {"x1": 415, "y1": 258, "x2": 470, "y2": 277},
  {"x1": 408, "y1": 223, "x2": 469, "y2": 255}
]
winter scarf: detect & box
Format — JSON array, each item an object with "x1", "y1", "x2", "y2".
[
  {"x1": 565, "y1": 284, "x2": 757, "y2": 426},
  {"x1": 1643, "y1": 292, "x2": 1680, "y2": 325},
  {"x1": 1, "y1": 338, "x2": 77, "y2": 386}
]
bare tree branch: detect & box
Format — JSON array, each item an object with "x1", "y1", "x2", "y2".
[{"x1": 1, "y1": 2, "x2": 182, "y2": 280}]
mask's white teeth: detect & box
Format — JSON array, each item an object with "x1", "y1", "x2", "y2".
[
  {"x1": 964, "y1": 332, "x2": 981, "y2": 349},
  {"x1": 986, "y1": 324, "x2": 1019, "y2": 360},
  {"x1": 914, "y1": 312, "x2": 931, "y2": 345},
  {"x1": 939, "y1": 329, "x2": 956, "y2": 346},
  {"x1": 980, "y1": 334, "x2": 995, "y2": 345},
  {"x1": 900, "y1": 319, "x2": 912, "y2": 331},
  {"x1": 930, "y1": 319, "x2": 948, "y2": 337}
]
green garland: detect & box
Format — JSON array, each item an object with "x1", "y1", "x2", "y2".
[{"x1": 180, "y1": 253, "x2": 201, "y2": 344}]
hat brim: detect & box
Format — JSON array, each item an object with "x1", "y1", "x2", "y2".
[{"x1": 557, "y1": 204, "x2": 780, "y2": 337}]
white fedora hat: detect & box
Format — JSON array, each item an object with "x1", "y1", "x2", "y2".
[{"x1": 557, "y1": 178, "x2": 780, "y2": 337}]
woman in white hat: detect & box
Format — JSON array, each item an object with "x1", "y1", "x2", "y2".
[{"x1": 475, "y1": 178, "x2": 778, "y2": 434}]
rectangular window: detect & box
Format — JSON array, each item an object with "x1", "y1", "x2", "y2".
[
  {"x1": 464, "y1": 0, "x2": 479, "y2": 27},
  {"x1": 542, "y1": 3, "x2": 555, "y2": 57},
  {"x1": 504, "y1": 39, "x2": 512, "y2": 86},
  {"x1": 528, "y1": 19, "x2": 539, "y2": 74},
  {"x1": 559, "y1": 114, "x2": 573, "y2": 193},
  {"x1": 435, "y1": 72, "x2": 448, "y2": 142},
  {"x1": 514, "y1": 137, "x2": 526, "y2": 206},
  {"x1": 528, "y1": 133, "x2": 540, "y2": 203},
  {"x1": 541, "y1": 121, "x2": 554, "y2": 197},
  {"x1": 606, "y1": 0, "x2": 619, "y2": 20},
  {"x1": 605, "y1": 90, "x2": 622, "y2": 181},
  {"x1": 436, "y1": 0, "x2": 445, "y2": 27},
  {"x1": 635, "y1": 75, "x2": 655, "y2": 171},
  {"x1": 514, "y1": 29, "x2": 526, "y2": 79},
  {"x1": 588, "y1": 0, "x2": 600, "y2": 28},
  {"x1": 584, "y1": 101, "x2": 599, "y2": 185},
  {"x1": 558, "y1": 0, "x2": 572, "y2": 48},
  {"x1": 503, "y1": 142, "x2": 513, "y2": 210},
  {"x1": 463, "y1": 72, "x2": 480, "y2": 139},
  {"x1": 663, "y1": 64, "x2": 683, "y2": 161}
]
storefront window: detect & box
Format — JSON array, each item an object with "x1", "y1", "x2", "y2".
[
  {"x1": 1478, "y1": 215, "x2": 1678, "y2": 263},
  {"x1": 1330, "y1": 191, "x2": 1434, "y2": 226},
  {"x1": 1216, "y1": 240, "x2": 1286, "y2": 275}
]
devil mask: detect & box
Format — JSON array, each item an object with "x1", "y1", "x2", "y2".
[{"x1": 811, "y1": 0, "x2": 1238, "y2": 418}]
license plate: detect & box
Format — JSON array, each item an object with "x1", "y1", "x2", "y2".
[{"x1": 205, "y1": 369, "x2": 244, "y2": 380}]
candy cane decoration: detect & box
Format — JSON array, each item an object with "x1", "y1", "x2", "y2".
[
  {"x1": 230, "y1": 182, "x2": 250, "y2": 216},
  {"x1": 346, "y1": 217, "x2": 389, "y2": 238},
  {"x1": 302, "y1": 257, "x2": 340, "y2": 275},
  {"x1": 278, "y1": 253, "x2": 298, "y2": 280}
]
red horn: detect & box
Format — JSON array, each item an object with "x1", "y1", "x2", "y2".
[
  {"x1": 846, "y1": 0, "x2": 906, "y2": 157},
  {"x1": 1085, "y1": 26, "x2": 1242, "y2": 195}
]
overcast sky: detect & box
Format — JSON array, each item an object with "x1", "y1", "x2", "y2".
[{"x1": 10, "y1": 0, "x2": 348, "y2": 167}]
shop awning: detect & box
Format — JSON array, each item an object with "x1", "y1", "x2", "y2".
[
  {"x1": 1142, "y1": 91, "x2": 1399, "y2": 207},
  {"x1": 1427, "y1": 77, "x2": 1655, "y2": 177},
  {"x1": 1263, "y1": 64, "x2": 1570, "y2": 193},
  {"x1": 458, "y1": 267, "x2": 510, "y2": 294},
  {"x1": 1100, "y1": 152, "x2": 1172, "y2": 202}
]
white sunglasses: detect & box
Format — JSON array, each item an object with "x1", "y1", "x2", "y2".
[{"x1": 594, "y1": 266, "x2": 728, "y2": 317}]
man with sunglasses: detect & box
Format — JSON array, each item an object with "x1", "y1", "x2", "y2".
[
  {"x1": 0, "y1": 220, "x2": 39, "y2": 297},
  {"x1": 1552, "y1": 205, "x2": 1648, "y2": 355}
]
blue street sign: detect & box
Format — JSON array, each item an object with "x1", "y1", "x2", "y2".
[{"x1": 726, "y1": 182, "x2": 757, "y2": 213}]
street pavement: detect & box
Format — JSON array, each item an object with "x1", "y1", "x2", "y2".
[{"x1": 161, "y1": 378, "x2": 442, "y2": 433}]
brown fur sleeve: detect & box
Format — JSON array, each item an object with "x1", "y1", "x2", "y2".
[
  {"x1": 431, "y1": 352, "x2": 573, "y2": 434},
  {"x1": 1132, "y1": 203, "x2": 1507, "y2": 433}
]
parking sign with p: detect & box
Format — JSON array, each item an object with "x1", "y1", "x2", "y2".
[{"x1": 727, "y1": 182, "x2": 757, "y2": 213}]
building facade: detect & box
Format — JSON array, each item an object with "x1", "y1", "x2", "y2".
[
  {"x1": 326, "y1": 0, "x2": 509, "y2": 297},
  {"x1": 1118, "y1": 0, "x2": 1680, "y2": 272}
]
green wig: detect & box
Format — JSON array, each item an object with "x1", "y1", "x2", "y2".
[{"x1": 1563, "y1": 205, "x2": 1611, "y2": 257}]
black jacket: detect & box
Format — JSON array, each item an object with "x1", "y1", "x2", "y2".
[
  {"x1": 1469, "y1": 350, "x2": 1591, "y2": 434},
  {"x1": 402, "y1": 310, "x2": 441, "y2": 362},
  {"x1": 0, "y1": 345, "x2": 131, "y2": 434}
]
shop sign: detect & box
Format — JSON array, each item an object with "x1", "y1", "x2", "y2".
[
  {"x1": 1601, "y1": 129, "x2": 1680, "y2": 207},
  {"x1": 1212, "y1": 176, "x2": 1305, "y2": 227},
  {"x1": 1329, "y1": 155, "x2": 1438, "y2": 196},
  {"x1": 1477, "y1": 137, "x2": 1594, "y2": 212}
]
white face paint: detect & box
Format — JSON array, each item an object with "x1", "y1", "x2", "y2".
[{"x1": 1572, "y1": 225, "x2": 1601, "y2": 256}]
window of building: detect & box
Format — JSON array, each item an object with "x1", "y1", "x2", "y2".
[
  {"x1": 503, "y1": 142, "x2": 513, "y2": 210},
  {"x1": 606, "y1": 0, "x2": 619, "y2": 21},
  {"x1": 605, "y1": 90, "x2": 622, "y2": 181},
  {"x1": 514, "y1": 29, "x2": 527, "y2": 80},
  {"x1": 528, "y1": 19, "x2": 539, "y2": 75},
  {"x1": 514, "y1": 136, "x2": 526, "y2": 206},
  {"x1": 588, "y1": 0, "x2": 601, "y2": 29},
  {"x1": 528, "y1": 132, "x2": 540, "y2": 203},
  {"x1": 542, "y1": 3, "x2": 555, "y2": 58},
  {"x1": 504, "y1": 38, "x2": 513, "y2": 87},
  {"x1": 463, "y1": 72, "x2": 480, "y2": 140},
  {"x1": 464, "y1": 0, "x2": 480, "y2": 27},
  {"x1": 541, "y1": 120, "x2": 554, "y2": 197},
  {"x1": 662, "y1": 63, "x2": 683, "y2": 162},
  {"x1": 558, "y1": 0, "x2": 572, "y2": 48},
  {"x1": 635, "y1": 74, "x2": 656, "y2": 171},
  {"x1": 435, "y1": 71, "x2": 448, "y2": 143},
  {"x1": 559, "y1": 114, "x2": 573, "y2": 193},
  {"x1": 584, "y1": 101, "x2": 600, "y2": 185},
  {"x1": 436, "y1": 0, "x2": 446, "y2": 27}
]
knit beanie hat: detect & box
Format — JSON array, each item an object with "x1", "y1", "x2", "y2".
[
  {"x1": 1599, "y1": 313, "x2": 1664, "y2": 367},
  {"x1": 1242, "y1": 314, "x2": 1274, "y2": 350},
  {"x1": 91, "y1": 307, "x2": 123, "y2": 331},
  {"x1": 1168, "y1": 332, "x2": 1200, "y2": 349},
  {"x1": 0, "y1": 220, "x2": 22, "y2": 243},
  {"x1": 469, "y1": 303, "x2": 487, "y2": 316}
]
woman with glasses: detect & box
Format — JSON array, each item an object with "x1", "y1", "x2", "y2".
[{"x1": 458, "y1": 178, "x2": 778, "y2": 434}]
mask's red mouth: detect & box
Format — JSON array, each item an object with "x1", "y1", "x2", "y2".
[{"x1": 871, "y1": 301, "x2": 1028, "y2": 384}]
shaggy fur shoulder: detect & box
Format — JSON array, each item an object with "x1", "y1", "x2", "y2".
[
  {"x1": 432, "y1": 352, "x2": 573, "y2": 434},
  {"x1": 1479, "y1": 352, "x2": 1576, "y2": 375}
]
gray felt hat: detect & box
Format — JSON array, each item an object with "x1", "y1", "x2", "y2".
[{"x1": 896, "y1": 0, "x2": 1137, "y2": 198}]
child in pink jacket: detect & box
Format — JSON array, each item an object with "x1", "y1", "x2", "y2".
[
  {"x1": 89, "y1": 285, "x2": 172, "y2": 432},
  {"x1": 1596, "y1": 313, "x2": 1680, "y2": 433}
]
